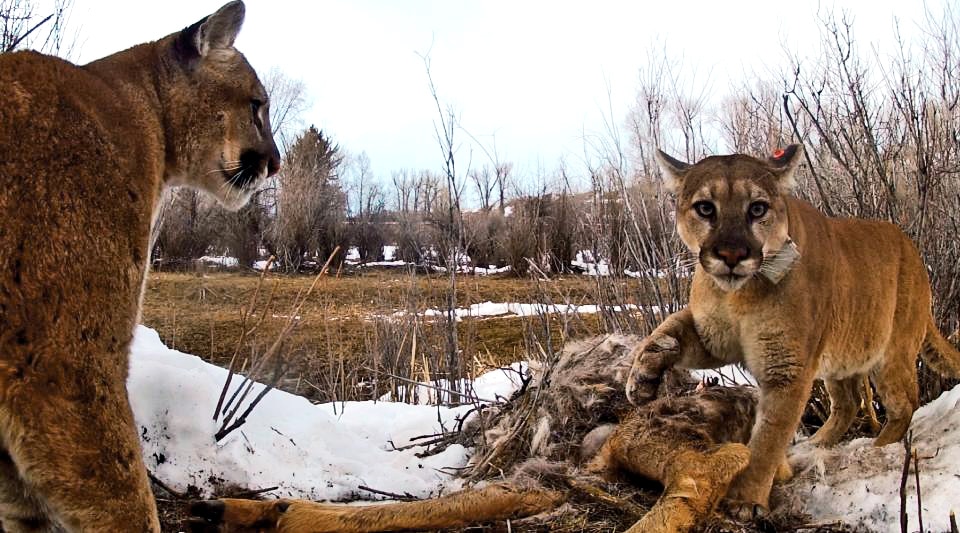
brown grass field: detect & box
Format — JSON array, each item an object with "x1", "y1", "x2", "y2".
[{"x1": 141, "y1": 268, "x2": 635, "y2": 402}]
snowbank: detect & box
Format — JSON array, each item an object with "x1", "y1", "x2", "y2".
[
  {"x1": 787, "y1": 385, "x2": 960, "y2": 532},
  {"x1": 128, "y1": 326, "x2": 521, "y2": 500}
]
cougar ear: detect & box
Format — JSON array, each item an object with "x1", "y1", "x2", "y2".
[
  {"x1": 767, "y1": 144, "x2": 804, "y2": 193},
  {"x1": 654, "y1": 149, "x2": 691, "y2": 193},
  {"x1": 175, "y1": 1, "x2": 245, "y2": 63}
]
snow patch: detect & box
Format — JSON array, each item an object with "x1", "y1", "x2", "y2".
[
  {"x1": 199, "y1": 256, "x2": 239, "y2": 268},
  {"x1": 787, "y1": 385, "x2": 960, "y2": 532},
  {"x1": 404, "y1": 301, "x2": 648, "y2": 321},
  {"x1": 128, "y1": 326, "x2": 521, "y2": 500}
]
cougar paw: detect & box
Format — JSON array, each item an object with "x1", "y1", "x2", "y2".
[
  {"x1": 625, "y1": 334, "x2": 679, "y2": 404},
  {"x1": 724, "y1": 500, "x2": 769, "y2": 522}
]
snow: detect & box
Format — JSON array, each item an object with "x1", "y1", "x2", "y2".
[
  {"x1": 691, "y1": 364, "x2": 758, "y2": 386},
  {"x1": 380, "y1": 363, "x2": 531, "y2": 405},
  {"x1": 199, "y1": 256, "x2": 239, "y2": 268},
  {"x1": 383, "y1": 245, "x2": 397, "y2": 261},
  {"x1": 128, "y1": 326, "x2": 522, "y2": 500},
  {"x1": 787, "y1": 385, "x2": 960, "y2": 532},
  {"x1": 252, "y1": 260, "x2": 276, "y2": 271},
  {"x1": 360, "y1": 260, "x2": 409, "y2": 268},
  {"x1": 572, "y1": 251, "x2": 610, "y2": 276},
  {"x1": 407, "y1": 301, "x2": 646, "y2": 321},
  {"x1": 471, "y1": 265, "x2": 512, "y2": 276}
]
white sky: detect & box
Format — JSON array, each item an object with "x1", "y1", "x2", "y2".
[{"x1": 60, "y1": 0, "x2": 941, "y2": 189}]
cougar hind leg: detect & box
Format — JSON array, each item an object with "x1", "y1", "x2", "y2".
[
  {"x1": 808, "y1": 376, "x2": 860, "y2": 447},
  {"x1": 872, "y1": 345, "x2": 921, "y2": 446}
]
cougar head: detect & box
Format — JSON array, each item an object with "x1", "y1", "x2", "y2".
[
  {"x1": 159, "y1": 1, "x2": 281, "y2": 210},
  {"x1": 656, "y1": 145, "x2": 804, "y2": 291}
]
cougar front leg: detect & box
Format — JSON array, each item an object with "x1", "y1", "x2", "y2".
[
  {"x1": 725, "y1": 351, "x2": 815, "y2": 520},
  {"x1": 0, "y1": 368, "x2": 160, "y2": 532},
  {"x1": 626, "y1": 308, "x2": 725, "y2": 404}
]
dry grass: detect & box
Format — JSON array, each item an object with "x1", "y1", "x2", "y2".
[{"x1": 140, "y1": 269, "x2": 629, "y2": 402}]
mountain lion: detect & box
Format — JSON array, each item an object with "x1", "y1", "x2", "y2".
[
  {"x1": 626, "y1": 145, "x2": 960, "y2": 519},
  {"x1": 0, "y1": 2, "x2": 279, "y2": 530}
]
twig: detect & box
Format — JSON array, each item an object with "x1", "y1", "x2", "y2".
[
  {"x1": 565, "y1": 477, "x2": 646, "y2": 519},
  {"x1": 900, "y1": 431, "x2": 912, "y2": 533},
  {"x1": 214, "y1": 256, "x2": 275, "y2": 420},
  {"x1": 216, "y1": 249, "x2": 339, "y2": 442},
  {"x1": 913, "y1": 449, "x2": 924, "y2": 533},
  {"x1": 357, "y1": 485, "x2": 419, "y2": 502},
  {"x1": 231, "y1": 486, "x2": 280, "y2": 499},
  {"x1": 147, "y1": 470, "x2": 186, "y2": 500},
  {"x1": 4, "y1": 13, "x2": 52, "y2": 52},
  {"x1": 380, "y1": 371, "x2": 497, "y2": 404}
]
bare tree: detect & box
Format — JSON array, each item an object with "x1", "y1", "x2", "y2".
[
  {"x1": 345, "y1": 151, "x2": 387, "y2": 261},
  {"x1": 268, "y1": 126, "x2": 346, "y2": 271},
  {"x1": 263, "y1": 68, "x2": 309, "y2": 152},
  {"x1": 1, "y1": 0, "x2": 74, "y2": 55},
  {"x1": 417, "y1": 47, "x2": 468, "y2": 397},
  {"x1": 152, "y1": 188, "x2": 216, "y2": 266}
]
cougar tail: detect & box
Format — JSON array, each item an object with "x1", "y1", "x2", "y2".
[{"x1": 921, "y1": 321, "x2": 960, "y2": 378}]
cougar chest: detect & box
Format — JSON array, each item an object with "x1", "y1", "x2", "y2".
[{"x1": 691, "y1": 302, "x2": 745, "y2": 364}]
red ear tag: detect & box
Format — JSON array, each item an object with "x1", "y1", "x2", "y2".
[{"x1": 772, "y1": 148, "x2": 785, "y2": 158}]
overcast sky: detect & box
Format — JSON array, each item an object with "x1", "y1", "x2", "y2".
[{"x1": 61, "y1": 0, "x2": 943, "y2": 188}]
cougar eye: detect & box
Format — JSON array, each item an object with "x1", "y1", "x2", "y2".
[
  {"x1": 748, "y1": 201, "x2": 769, "y2": 219},
  {"x1": 250, "y1": 99, "x2": 264, "y2": 129},
  {"x1": 693, "y1": 201, "x2": 716, "y2": 219}
]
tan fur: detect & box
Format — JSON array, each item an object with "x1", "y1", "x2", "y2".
[
  {"x1": 627, "y1": 145, "x2": 960, "y2": 519},
  {"x1": 187, "y1": 483, "x2": 565, "y2": 533},
  {"x1": 0, "y1": 2, "x2": 279, "y2": 530}
]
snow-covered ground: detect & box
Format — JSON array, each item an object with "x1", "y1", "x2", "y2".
[
  {"x1": 129, "y1": 327, "x2": 960, "y2": 529},
  {"x1": 128, "y1": 326, "x2": 522, "y2": 500},
  {"x1": 788, "y1": 385, "x2": 960, "y2": 532}
]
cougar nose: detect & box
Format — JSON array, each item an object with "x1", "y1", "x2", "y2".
[
  {"x1": 267, "y1": 156, "x2": 282, "y2": 177},
  {"x1": 714, "y1": 245, "x2": 749, "y2": 268}
]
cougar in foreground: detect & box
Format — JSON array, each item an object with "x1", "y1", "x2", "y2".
[{"x1": 0, "y1": 2, "x2": 279, "y2": 530}]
